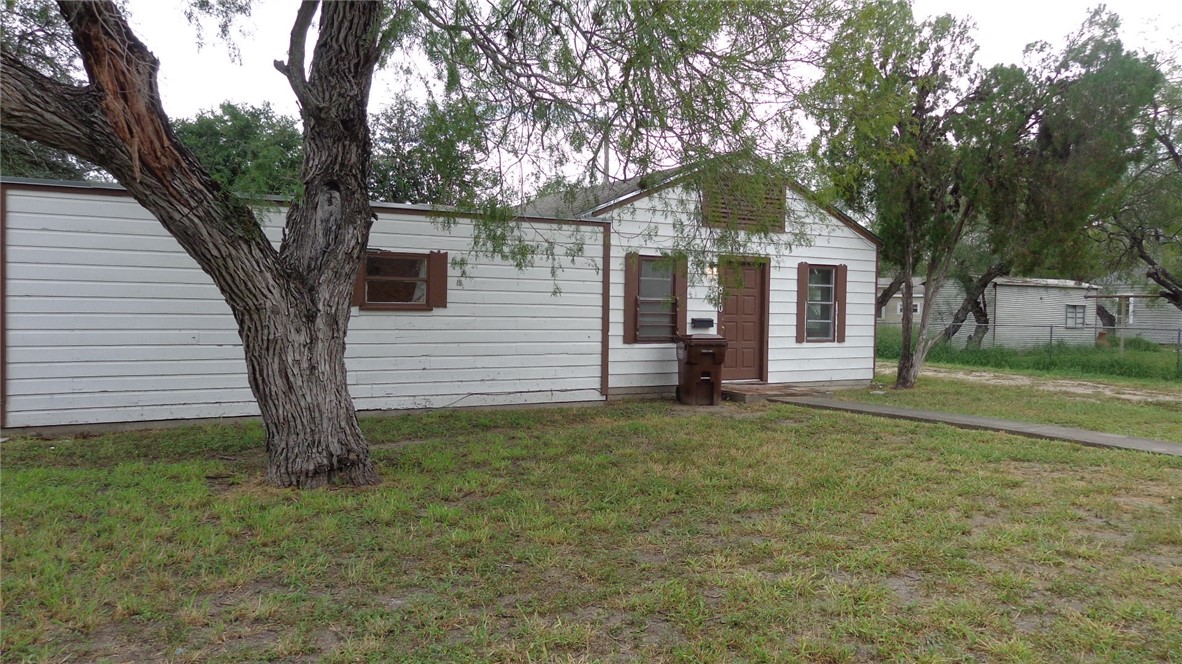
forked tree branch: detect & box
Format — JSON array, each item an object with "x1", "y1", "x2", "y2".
[{"x1": 274, "y1": 0, "x2": 320, "y2": 113}]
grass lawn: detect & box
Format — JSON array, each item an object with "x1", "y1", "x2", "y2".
[
  {"x1": 876, "y1": 326, "x2": 1182, "y2": 385},
  {"x1": 4, "y1": 402, "x2": 1182, "y2": 662},
  {"x1": 837, "y1": 373, "x2": 1182, "y2": 442}
]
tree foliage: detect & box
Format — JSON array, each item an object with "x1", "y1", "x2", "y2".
[
  {"x1": 173, "y1": 102, "x2": 304, "y2": 199},
  {"x1": 171, "y1": 99, "x2": 493, "y2": 205},
  {"x1": 1091, "y1": 74, "x2": 1182, "y2": 309},
  {"x1": 369, "y1": 97, "x2": 491, "y2": 205}
]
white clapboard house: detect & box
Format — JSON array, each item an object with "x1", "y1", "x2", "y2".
[{"x1": 0, "y1": 172, "x2": 880, "y2": 431}]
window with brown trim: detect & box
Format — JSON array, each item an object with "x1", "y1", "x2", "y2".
[
  {"x1": 795, "y1": 262, "x2": 847, "y2": 343},
  {"x1": 623, "y1": 253, "x2": 688, "y2": 343},
  {"x1": 353, "y1": 250, "x2": 448, "y2": 311},
  {"x1": 701, "y1": 173, "x2": 787, "y2": 232}
]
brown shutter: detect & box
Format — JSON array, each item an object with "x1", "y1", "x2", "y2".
[
  {"x1": 428, "y1": 251, "x2": 448, "y2": 308},
  {"x1": 796, "y1": 261, "x2": 809, "y2": 343},
  {"x1": 623, "y1": 252, "x2": 639, "y2": 344},
  {"x1": 352, "y1": 252, "x2": 369, "y2": 307},
  {"x1": 836, "y1": 264, "x2": 848, "y2": 343},
  {"x1": 674, "y1": 256, "x2": 688, "y2": 337}
]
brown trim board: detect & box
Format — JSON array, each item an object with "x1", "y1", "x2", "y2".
[
  {"x1": 0, "y1": 179, "x2": 613, "y2": 231},
  {"x1": 873, "y1": 249, "x2": 879, "y2": 378},
  {"x1": 785, "y1": 182, "x2": 882, "y2": 248},
  {"x1": 600, "y1": 226, "x2": 611, "y2": 398},
  {"x1": 761, "y1": 261, "x2": 770, "y2": 383},
  {"x1": 589, "y1": 173, "x2": 688, "y2": 217}
]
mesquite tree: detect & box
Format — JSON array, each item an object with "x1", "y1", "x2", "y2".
[
  {"x1": 1, "y1": 0, "x2": 836, "y2": 487},
  {"x1": 1094, "y1": 75, "x2": 1182, "y2": 310},
  {"x1": 806, "y1": 2, "x2": 1160, "y2": 388}
]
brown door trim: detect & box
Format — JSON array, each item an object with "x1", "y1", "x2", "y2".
[
  {"x1": 761, "y1": 261, "x2": 770, "y2": 383},
  {"x1": 719, "y1": 257, "x2": 770, "y2": 382}
]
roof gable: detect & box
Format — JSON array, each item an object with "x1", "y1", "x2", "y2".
[{"x1": 520, "y1": 167, "x2": 881, "y2": 247}]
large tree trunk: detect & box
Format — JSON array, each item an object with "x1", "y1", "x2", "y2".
[
  {"x1": 239, "y1": 299, "x2": 376, "y2": 487},
  {"x1": 1, "y1": 1, "x2": 383, "y2": 487},
  {"x1": 895, "y1": 219, "x2": 924, "y2": 388},
  {"x1": 964, "y1": 296, "x2": 990, "y2": 349}
]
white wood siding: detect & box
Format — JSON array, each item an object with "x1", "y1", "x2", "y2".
[
  {"x1": 991, "y1": 284, "x2": 1097, "y2": 349},
  {"x1": 1124, "y1": 298, "x2": 1182, "y2": 345},
  {"x1": 4, "y1": 187, "x2": 605, "y2": 427},
  {"x1": 602, "y1": 186, "x2": 878, "y2": 390}
]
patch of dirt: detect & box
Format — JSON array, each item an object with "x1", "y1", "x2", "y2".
[
  {"x1": 638, "y1": 616, "x2": 687, "y2": 648},
  {"x1": 386, "y1": 589, "x2": 437, "y2": 610},
  {"x1": 879, "y1": 362, "x2": 1182, "y2": 403},
  {"x1": 203, "y1": 579, "x2": 287, "y2": 612},
  {"x1": 633, "y1": 548, "x2": 670, "y2": 565},
  {"x1": 80, "y1": 624, "x2": 165, "y2": 663},
  {"x1": 1012, "y1": 610, "x2": 1055, "y2": 633},
  {"x1": 883, "y1": 571, "x2": 925, "y2": 604}
]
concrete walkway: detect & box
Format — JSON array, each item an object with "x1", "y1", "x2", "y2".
[{"x1": 770, "y1": 396, "x2": 1182, "y2": 457}]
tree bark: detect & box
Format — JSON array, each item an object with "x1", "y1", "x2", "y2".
[
  {"x1": 895, "y1": 228, "x2": 918, "y2": 388},
  {"x1": 938, "y1": 262, "x2": 1008, "y2": 342},
  {"x1": 876, "y1": 271, "x2": 906, "y2": 317},
  {"x1": 1, "y1": 1, "x2": 383, "y2": 487},
  {"x1": 1129, "y1": 234, "x2": 1182, "y2": 311},
  {"x1": 1096, "y1": 303, "x2": 1116, "y2": 330},
  {"x1": 964, "y1": 296, "x2": 990, "y2": 349}
]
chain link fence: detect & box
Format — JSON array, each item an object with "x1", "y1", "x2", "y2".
[{"x1": 876, "y1": 320, "x2": 1182, "y2": 381}]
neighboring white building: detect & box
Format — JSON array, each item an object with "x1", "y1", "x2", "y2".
[
  {"x1": 986, "y1": 277, "x2": 1100, "y2": 349},
  {"x1": 1093, "y1": 282, "x2": 1182, "y2": 346},
  {"x1": 876, "y1": 275, "x2": 1104, "y2": 349},
  {"x1": 1, "y1": 175, "x2": 880, "y2": 430},
  {"x1": 1121, "y1": 297, "x2": 1182, "y2": 345}
]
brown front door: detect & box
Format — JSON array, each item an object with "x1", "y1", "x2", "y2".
[{"x1": 719, "y1": 261, "x2": 768, "y2": 381}]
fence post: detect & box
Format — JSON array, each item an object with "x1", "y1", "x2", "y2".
[{"x1": 1049, "y1": 325, "x2": 1054, "y2": 364}]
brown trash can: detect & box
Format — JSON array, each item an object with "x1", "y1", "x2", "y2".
[{"x1": 676, "y1": 334, "x2": 728, "y2": 406}]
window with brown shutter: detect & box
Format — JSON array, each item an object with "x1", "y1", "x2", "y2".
[
  {"x1": 795, "y1": 262, "x2": 847, "y2": 343},
  {"x1": 623, "y1": 253, "x2": 688, "y2": 343},
  {"x1": 701, "y1": 173, "x2": 787, "y2": 232},
  {"x1": 353, "y1": 250, "x2": 448, "y2": 311}
]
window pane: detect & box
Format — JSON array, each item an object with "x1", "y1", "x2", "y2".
[
  {"x1": 808, "y1": 285, "x2": 833, "y2": 303},
  {"x1": 367, "y1": 256, "x2": 426, "y2": 279},
  {"x1": 639, "y1": 258, "x2": 674, "y2": 299},
  {"x1": 368, "y1": 279, "x2": 426, "y2": 304},
  {"x1": 807, "y1": 303, "x2": 833, "y2": 322},
  {"x1": 639, "y1": 277, "x2": 673, "y2": 299},
  {"x1": 808, "y1": 268, "x2": 833, "y2": 286},
  {"x1": 639, "y1": 324, "x2": 675, "y2": 338},
  {"x1": 638, "y1": 299, "x2": 674, "y2": 314},
  {"x1": 806, "y1": 321, "x2": 833, "y2": 340}
]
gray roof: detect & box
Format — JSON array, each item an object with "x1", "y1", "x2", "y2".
[
  {"x1": 994, "y1": 277, "x2": 1099, "y2": 290},
  {"x1": 519, "y1": 166, "x2": 684, "y2": 218}
]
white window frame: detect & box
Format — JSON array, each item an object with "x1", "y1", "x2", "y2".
[{"x1": 806, "y1": 267, "x2": 837, "y2": 342}]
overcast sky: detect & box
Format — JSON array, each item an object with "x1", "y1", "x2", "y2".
[{"x1": 126, "y1": 0, "x2": 1181, "y2": 120}]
